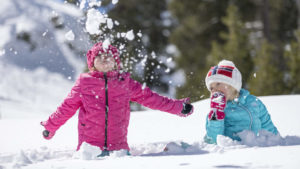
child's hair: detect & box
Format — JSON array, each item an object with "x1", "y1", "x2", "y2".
[
  {"x1": 86, "y1": 42, "x2": 121, "y2": 71},
  {"x1": 225, "y1": 84, "x2": 239, "y2": 100},
  {"x1": 205, "y1": 60, "x2": 242, "y2": 92}
]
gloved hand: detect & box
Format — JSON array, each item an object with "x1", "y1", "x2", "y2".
[
  {"x1": 40, "y1": 121, "x2": 55, "y2": 140},
  {"x1": 181, "y1": 103, "x2": 193, "y2": 114},
  {"x1": 208, "y1": 92, "x2": 226, "y2": 120}
]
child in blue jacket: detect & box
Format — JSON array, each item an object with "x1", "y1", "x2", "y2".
[{"x1": 204, "y1": 60, "x2": 278, "y2": 144}]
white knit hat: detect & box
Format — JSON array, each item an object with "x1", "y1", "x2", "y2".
[{"x1": 205, "y1": 60, "x2": 242, "y2": 92}]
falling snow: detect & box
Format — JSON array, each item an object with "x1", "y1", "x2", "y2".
[
  {"x1": 125, "y1": 30, "x2": 135, "y2": 41},
  {"x1": 65, "y1": 30, "x2": 75, "y2": 41},
  {"x1": 112, "y1": 0, "x2": 119, "y2": 5},
  {"x1": 0, "y1": 49, "x2": 5, "y2": 56}
]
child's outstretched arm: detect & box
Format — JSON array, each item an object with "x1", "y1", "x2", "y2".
[
  {"x1": 129, "y1": 78, "x2": 193, "y2": 116},
  {"x1": 41, "y1": 77, "x2": 82, "y2": 139}
]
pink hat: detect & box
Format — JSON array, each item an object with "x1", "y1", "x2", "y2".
[
  {"x1": 86, "y1": 42, "x2": 121, "y2": 70},
  {"x1": 205, "y1": 60, "x2": 242, "y2": 92}
]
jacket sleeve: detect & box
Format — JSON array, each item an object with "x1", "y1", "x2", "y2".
[
  {"x1": 129, "y1": 78, "x2": 192, "y2": 116},
  {"x1": 204, "y1": 115, "x2": 225, "y2": 144},
  {"x1": 257, "y1": 99, "x2": 278, "y2": 135},
  {"x1": 41, "y1": 77, "x2": 82, "y2": 133}
]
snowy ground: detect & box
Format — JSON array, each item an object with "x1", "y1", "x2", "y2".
[
  {"x1": 0, "y1": 64, "x2": 300, "y2": 168},
  {"x1": 1, "y1": 0, "x2": 300, "y2": 168}
]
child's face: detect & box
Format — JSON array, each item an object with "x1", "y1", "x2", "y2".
[
  {"x1": 209, "y1": 82, "x2": 237, "y2": 101},
  {"x1": 93, "y1": 53, "x2": 116, "y2": 72}
]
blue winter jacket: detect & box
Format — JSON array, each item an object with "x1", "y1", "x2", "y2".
[{"x1": 204, "y1": 89, "x2": 278, "y2": 144}]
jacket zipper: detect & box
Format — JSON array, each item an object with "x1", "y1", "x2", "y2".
[
  {"x1": 104, "y1": 73, "x2": 109, "y2": 151},
  {"x1": 239, "y1": 104, "x2": 253, "y2": 130}
]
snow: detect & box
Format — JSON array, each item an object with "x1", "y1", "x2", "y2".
[
  {"x1": 65, "y1": 30, "x2": 75, "y2": 41},
  {"x1": 0, "y1": 0, "x2": 89, "y2": 79},
  {"x1": 107, "y1": 18, "x2": 114, "y2": 29},
  {"x1": 79, "y1": 0, "x2": 87, "y2": 10},
  {"x1": 85, "y1": 8, "x2": 106, "y2": 35},
  {"x1": 166, "y1": 57, "x2": 172, "y2": 62},
  {"x1": 125, "y1": 30, "x2": 135, "y2": 41},
  {"x1": 0, "y1": 49, "x2": 5, "y2": 56},
  {"x1": 88, "y1": 0, "x2": 102, "y2": 8},
  {"x1": 0, "y1": 0, "x2": 300, "y2": 168},
  {"x1": 112, "y1": 0, "x2": 119, "y2": 5},
  {"x1": 0, "y1": 60, "x2": 300, "y2": 168},
  {"x1": 137, "y1": 32, "x2": 143, "y2": 37}
]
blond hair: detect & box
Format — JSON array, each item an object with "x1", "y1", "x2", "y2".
[{"x1": 225, "y1": 84, "x2": 239, "y2": 101}]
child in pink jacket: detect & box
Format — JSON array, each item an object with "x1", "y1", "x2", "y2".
[{"x1": 41, "y1": 42, "x2": 193, "y2": 156}]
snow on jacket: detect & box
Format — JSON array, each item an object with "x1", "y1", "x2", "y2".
[
  {"x1": 41, "y1": 42, "x2": 192, "y2": 151},
  {"x1": 204, "y1": 89, "x2": 278, "y2": 144}
]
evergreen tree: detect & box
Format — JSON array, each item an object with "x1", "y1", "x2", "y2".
[
  {"x1": 248, "y1": 40, "x2": 286, "y2": 95},
  {"x1": 169, "y1": 0, "x2": 257, "y2": 101},
  {"x1": 247, "y1": 0, "x2": 298, "y2": 95},
  {"x1": 208, "y1": 4, "x2": 253, "y2": 88},
  {"x1": 284, "y1": 30, "x2": 300, "y2": 93}
]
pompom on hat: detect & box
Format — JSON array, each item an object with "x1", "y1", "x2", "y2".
[{"x1": 205, "y1": 60, "x2": 242, "y2": 92}]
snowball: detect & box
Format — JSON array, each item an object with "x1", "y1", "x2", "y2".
[
  {"x1": 86, "y1": 9, "x2": 106, "y2": 35},
  {"x1": 165, "y1": 68, "x2": 170, "y2": 73},
  {"x1": 151, "y1": 52, "x2": 156, "y2": 59},
  {"x1": 107, "y1": 18, "x2": 114, "y2": 30},
  {"x1": 89, "y1": 0, "x2": 102, "y2": 7},
  {"x1": 42, "y1": 29, "x2": 48, "y2": 36},
  {"x1": 65, "y1": 30, "x2": 75, "y2": 41},
  {"x1": 119, "y1": 44, "x2": 125, "y2": 50},
  {"x1": 79, "y1": 0, "x2": 87, "y2": 10},
  {"x1": 120, "y1": 32, "x2": 126, "y2": 37},
  {"x1": 125, "y1": 30, "x2": 135, "y2": 41},
  {"x1": 102, "y1": 39, "x2": 111, "y2": 51},
  {"x1": 112, "y1": 0, "x2": 119, "y2": 5},
  {"x1": 137, "y1": 32, "x2": 142, "y2": 37}
]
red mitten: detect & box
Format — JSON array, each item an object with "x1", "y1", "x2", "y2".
[{"x1": 208, "y1": 92, "x2": 226, "y2": 120}]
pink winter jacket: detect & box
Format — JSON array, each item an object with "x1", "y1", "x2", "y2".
[{"x1": 41, "y1": 42, "x2": 192, "y2": 151}]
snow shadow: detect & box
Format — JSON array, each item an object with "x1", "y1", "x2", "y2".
[
  {"x1": 140, "y1": 150, "x2": 209, "y2": 157},
  {"x1": 214, "y1": 165, "x2": 247, "y2": 168},
  {"x1": 130, "y1": 141, "x2": 209, "y2": 157},
  {"x1": 236, "y1": 130, "x2": 300, "y2": 147}
]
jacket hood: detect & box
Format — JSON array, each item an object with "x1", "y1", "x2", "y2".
[{"x1": 86, "y1": 42, "x2": 121, "y2": 70}]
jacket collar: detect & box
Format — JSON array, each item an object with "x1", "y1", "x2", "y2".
[{"x1": 89, "y1": 70, "x2": 120, "y2": 79}]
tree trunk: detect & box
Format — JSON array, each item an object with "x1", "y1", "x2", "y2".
[
  {"x1": 296, "y1": 0, "x2": 300, "y2": 29},
  {"x1": 262, "y1": 0, "x2": 271, "y2": 41}
]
